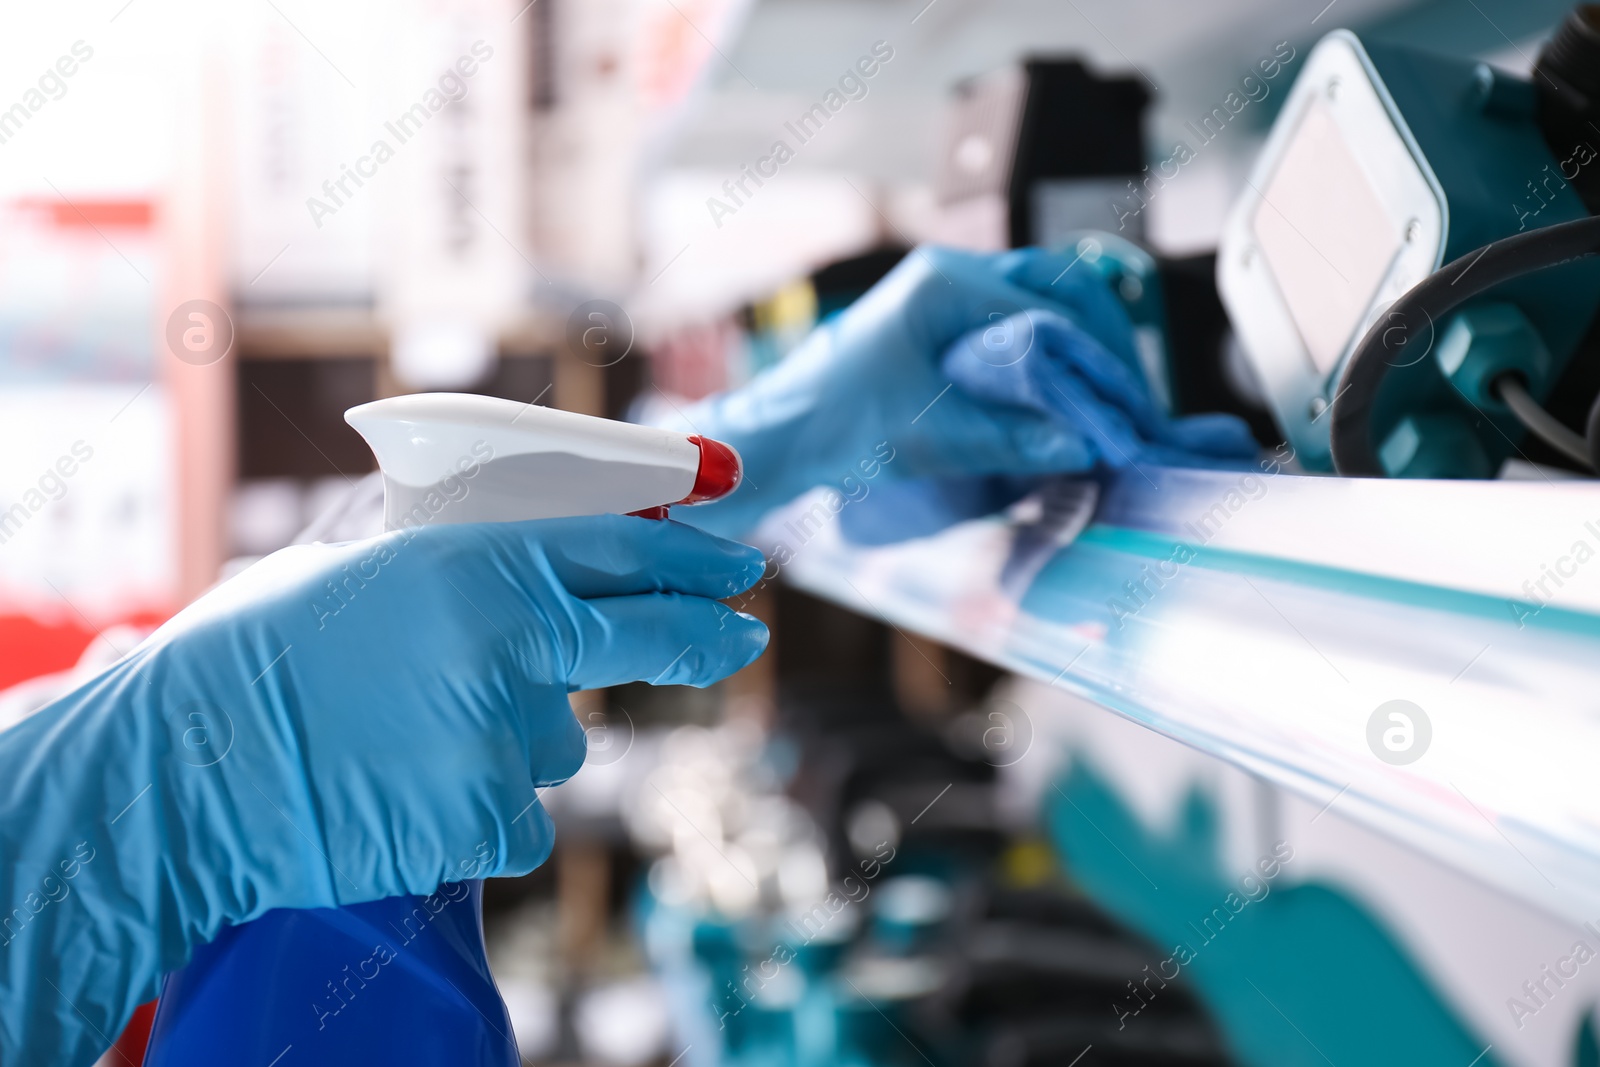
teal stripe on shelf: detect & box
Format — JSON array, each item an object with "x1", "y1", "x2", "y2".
[{"x1": 1076, "y1": 523, "x2": 1600, "y2": 638}]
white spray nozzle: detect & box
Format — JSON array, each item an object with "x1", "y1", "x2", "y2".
[{"x1": 345, "y1": 393, "x2": 737, "y2": 531}]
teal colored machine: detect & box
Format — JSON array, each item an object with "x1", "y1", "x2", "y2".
[{"x1": 1218, "y1": 20, "x2": 1600, "y2": 476}]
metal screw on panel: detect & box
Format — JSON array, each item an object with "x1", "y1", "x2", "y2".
[{"x1": 1308, "y1": 396, "x2": 1328, "y2": 420}]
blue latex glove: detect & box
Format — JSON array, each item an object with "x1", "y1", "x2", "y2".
[
  {"x1": 0, "y1": 515, "x2": 767, "y2": 1067},
  {"x1": 669, "y1": 244, "x2": 1254, "y2": 538}
]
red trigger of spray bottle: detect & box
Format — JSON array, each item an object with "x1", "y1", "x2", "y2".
[{"x1": 629, "y1": 435, "x2": 743, "y2": 520}]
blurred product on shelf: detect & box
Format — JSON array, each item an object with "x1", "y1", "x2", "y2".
[
  {"x1": 0, "y1": 199, "x2": 173, "y2": 688},
  {"x1": 933, "y1": 60, "x2": 1150, "y2": 250},
  {"x1": 629, "y1": 678, "x2": 1234, "y2": 1067}
]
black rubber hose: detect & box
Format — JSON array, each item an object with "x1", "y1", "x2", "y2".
[{"x1": 1329, "y1": 214, "x2": 1600, "y2": 476}]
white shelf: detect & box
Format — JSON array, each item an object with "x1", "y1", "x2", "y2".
[{"x1": 777, "y1": 467, "x2": 1600, "y2": 925}]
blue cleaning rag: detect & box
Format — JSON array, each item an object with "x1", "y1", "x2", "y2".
[{"x1": 840, "y1": 309, "x2": 1258, "y2": 545}]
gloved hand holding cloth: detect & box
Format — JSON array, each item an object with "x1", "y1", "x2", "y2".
[{"x1": 670, "y1": 244, "x2": 1258, "y2": 540}]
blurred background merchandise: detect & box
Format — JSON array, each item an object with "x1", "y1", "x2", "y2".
[{"x1": 0, "y1": 0, "x2": 1597, "y2": 1065}]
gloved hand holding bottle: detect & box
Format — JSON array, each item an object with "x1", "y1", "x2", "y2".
[
  {"x1": 0, "y1": 242, "x2": 1258, "y2": 1067},
  {"x1": 0, "y1": 516, "x2": 767, "y2": 1067}
]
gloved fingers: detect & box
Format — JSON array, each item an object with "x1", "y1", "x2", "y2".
[
  {"x1": 1024, "y1": 314, "x2": 1259, "y2": 463},
  {"x1": 955, "y1": 395, "x2": 1098, "y2": 475},
  {"x1": 992, "y1": 247, "x2": 1141, "y2": 366},
  {"x1": 499, "y1": 514, "x2": 767, "y2": 601},
  {"x1": 937, "y1": 312, "x2": 1153, "y2": 475},
  {"x1": 1030, "y1": 314, "x2": 1164, "y2": 436},
  {"x1": 487, "y1": 795, "x2": 559, "y2": 879},
  {"x1": 1000, "y1": 410, "x2": 1100, "y2": 473},
  {"x1": 530, "y1": 695, "x2": 589, "y2": 788},
  {"x1": 876, "y1": 246, "x2": 1080, "y2": 354},
  {"x1": 562, "y1": 593, "x2": 769, "y2": 690},
  {"x1": 903, "y1": 350, "x2": 1096, "y2": 475},
  {"x1": 1043, "y1": 373, "x2": 1153, "y2": 469},
  {"x1": 942, "y1": 306, "x2": 1066, "y2": 375},
  {"x1": 1158, "y1": 412, "x2": 1262, "y2": 460},
  {"x1": 1053, "y1": 383, "x2": 1257, "y2": 470},
  {"x1": 993, "y1": 245, "x2": 1108, "y2": 295},
  {"x1": 1134, "y1": 441, "x2": 1255, "y2": 469},
  {"x1": 993, "y1": 245, "x2": 1121, "y2": 311}
]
